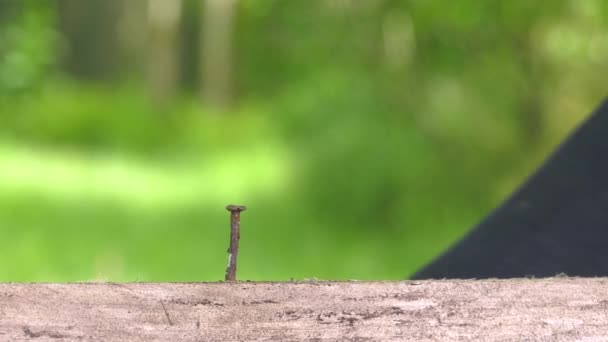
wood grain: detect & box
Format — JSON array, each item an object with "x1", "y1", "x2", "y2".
[{"x1": 1, "y1": 278, "x2": 608, "y2": 341}]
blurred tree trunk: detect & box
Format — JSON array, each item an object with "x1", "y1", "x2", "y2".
[
  {"x1": 201, "y1": 0, "x2": 237, "y2": 109},
  {"x1": 515, "y1": 35, "x2": 544, "y2": 147},
  {"x1": 146, "y1": 0, "x2": 183, "y2": 108},
  {"x1": 117, "y1": 0, "x2": 146, "y2": 78},
  {"x1": 56, "y1": 0, "x2": 121, "y2": 80},
  {"x1": 519, "y1": 91, "x2": 543, "y2": 146}
]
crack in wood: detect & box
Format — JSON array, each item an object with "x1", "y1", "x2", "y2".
[
  {"x1": 22, "y1": 326, "x2": 73, "y2": 339},
  {"x1": 160, "y1": 300, "x2": 173, "y2": 326}
]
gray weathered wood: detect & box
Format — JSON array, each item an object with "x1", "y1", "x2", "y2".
[{"x1": 1, "y1": 278, "x2": 608, "y2": 341}]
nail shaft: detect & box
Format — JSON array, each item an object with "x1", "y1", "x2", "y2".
[{"x1": 225, "y1": 205, "x2": 246, "y2": 281}]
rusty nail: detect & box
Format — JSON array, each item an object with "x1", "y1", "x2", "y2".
[{"x1": 225, "y1": 204, "x2": 246, "y2": 281}]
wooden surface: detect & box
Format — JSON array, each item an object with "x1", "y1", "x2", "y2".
[{"x1": 1, "y1": 278, "x2": 608, "y2": 341}]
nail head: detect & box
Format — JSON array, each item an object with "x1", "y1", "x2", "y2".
[{"x1": 226, "y1": 204, "x2": 247, "y2": 212}]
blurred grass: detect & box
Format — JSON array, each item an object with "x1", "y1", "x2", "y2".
[
  {"x1": 1, "y1": 71, "x2": 603, "y2": 282},
  {"x1": 0, "y1": 74, "x2": 599, "y2": 282},
  {"x1": 0, "y1": 82, "x2": 478, "y2": 281},
  {"x1": 0, "y1": 138, "x2": 466, "y2": 281}
]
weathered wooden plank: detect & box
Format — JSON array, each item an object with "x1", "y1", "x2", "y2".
[{"x1": 1, "y1": 278, "x2": 608, "y2": 341}]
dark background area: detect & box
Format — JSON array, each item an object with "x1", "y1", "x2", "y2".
[{"x1": 0, "y1": 0, "x2": 606, "y2": 281}]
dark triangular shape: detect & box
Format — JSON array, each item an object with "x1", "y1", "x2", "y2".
[{"x1": 413, "y1": 98, "x2": 608, "y2": 279}]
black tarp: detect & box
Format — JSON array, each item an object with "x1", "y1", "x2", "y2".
[{"x1": 413, "y1": 98, "x2": 608, "y2": 279}]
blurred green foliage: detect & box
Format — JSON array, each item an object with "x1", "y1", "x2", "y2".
[{"x1": 0, "y1": 0, "x2": 606, "y2": 281}]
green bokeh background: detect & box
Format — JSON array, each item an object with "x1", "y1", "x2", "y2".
[{"x1": 0, "y1": 0, "x2": 606, "y2": 281}]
